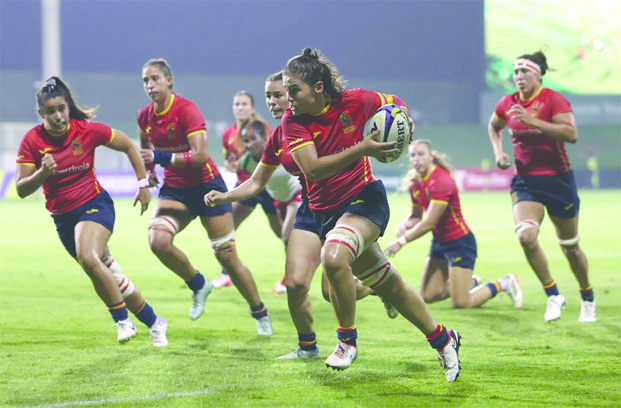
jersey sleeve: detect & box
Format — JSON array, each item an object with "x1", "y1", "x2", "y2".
[
  {"x1": 179, "y1": 101, "x2": 207, "y2": 137},
  {"x1": 260, "y1": 127, "x2": 281, "y2": 167},
  {"x1": 16, "y1": 133, "x2": 36, "y2": 166},
  {"x1": 428, "y1": 173, "x2": 453, "y2": 203},
  {"x1": 282, "y1": 111, "x2": 314, "y2": 153},
  {"x1": 494, "y1": 96, "x2": 510, "y2": 121},
  {"x1": 360, "y1": 89, "x2": 409, "y2": 117},
  {"x1": 88, "y1": 122, "x2": 115, "y2": 146},
  {"x1": 549, "y1": 91, "x2": 572, "y2": 116}
]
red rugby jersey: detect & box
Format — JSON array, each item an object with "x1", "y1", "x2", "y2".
[
  {"x1": 282, "y1": 89, "x2": 407, "y2": 211},
  {"x1": 137, "y1": 94, "x2": 219, "y2": 188},
  {"x1": 494, "y1": 87, "x2": 573, "y2": 176},
  {"x1": 409, "y1": 165, "x2": 470, "y2": 243},
  {"x1": 16, "y1": 119, "x2": 112, "y2": 213},
  {"x1": 260, "y1": 124, "x2": 307, "y2": 196}
]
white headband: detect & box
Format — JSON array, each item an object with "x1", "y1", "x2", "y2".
[{"x1": 513, "y1": 58, "x2": 541, "y2": 75}]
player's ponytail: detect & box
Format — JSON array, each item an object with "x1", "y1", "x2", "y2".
[
  {"x1": 284, "y1": 47, "x2": 346, "y2": 99},
  {"x1": 36, "y1": 76, "x2": 97, "y2": 120}
]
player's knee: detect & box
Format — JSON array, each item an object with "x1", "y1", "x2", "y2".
[
  {"x1": 285, "y1": 275, "x2": 311, "y2": 295},
  {"x1": 451, "y1": 297, "x2": 470, "y2": 309},
  {"x1": 515, "y1": 219, "x2": 539, "y2": 248},
  {"x1": 560, "y1": 236, "x2": 581, "y2": 257},
  {"x1": 353, "y1": 254, "x2": 395, "y2": 290},
  {"x1": 76, "y1": 251, "x2": 101, "y2": 275},
  {"x1": 148, "y1": 216, "x2": 178, "y2": 253},
  {"x1": 325, "y1": 224, "x2": 366, "y2": 263},
  {"x1": 321, "y1": 250, "x2": 348, "y2": 276},
  {"x1": 210, "y1": 231, "x2": 236, "y2": 254}
]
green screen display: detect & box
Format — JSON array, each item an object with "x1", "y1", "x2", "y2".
[{"x1": 485, "y1": 0, "x2": 621, "y2": 94}]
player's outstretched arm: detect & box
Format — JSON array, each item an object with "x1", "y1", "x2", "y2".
[
  {"x1": 106, "y1": 129, "x2": 151, "y2": 215},
  {"x1": 205, "y1": 163, "x2": 276, "y2": 206}
]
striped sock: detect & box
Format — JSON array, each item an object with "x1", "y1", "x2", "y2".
[
  {"x1": 134, "y1": 300, "x2": 157, "y2": 328},
  {"x1": 580, "y1": 285, "x2": 594, "y2": 302},
  {"x1": 108, "y1": 301, "x2": 128, "y2": 322},
  {"x1": 298, "y1": 332, "x2": 318, "y2": 351},
  {"x1": 337, "y1": 326, "x2": 357, "y2": 347},
  {"x1": 486, "y1": 282, "x2": 501, "y2": 297},
  {"x1": 186, "y1": 271, "x2": 205, "y2": 293},
  {"x1": 426, "y1": 324, "x2": 449, "y2": 351},
  {"x1": 543, "y1": 280, "x2": 560, "y2": 297},
  {"x1": 250, "y1": 302, "x2": 268, "y2": 319}
]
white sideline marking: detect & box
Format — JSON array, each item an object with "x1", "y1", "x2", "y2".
[{"x1": 29, "y1": 390, "x2": 211, "y2": 408}]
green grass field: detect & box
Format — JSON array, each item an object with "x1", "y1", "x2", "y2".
[{"x1": 1, "y1": 190, "x2": 620, "y2": 408}]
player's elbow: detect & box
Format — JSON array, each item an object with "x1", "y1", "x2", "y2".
[
  {"x1": 567, "y1": 129, "x2": 578, "y2": 144},
  {"x1": 192, "y1": 151, "x2": 209, "y2": 165},
  {"x1": 16, "y1": 185, "x2": 30, "y2": 199}
]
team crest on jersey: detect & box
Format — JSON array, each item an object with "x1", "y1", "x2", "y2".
[
  {"x1": 145, "y1": 126, "x2": 152, "y2": 134},
  {"x1": 71, "y1": 139, "x2": 84, "y2": 155},
  {"x1": 339, "y1": 111, "x2": 355, "y2": 133},
  {"x1": 531, "y1": 103, "x2": 539, "y2": 117},
  {"x1": 167, "y1": 122, "x2": 177, "y2": 139}
]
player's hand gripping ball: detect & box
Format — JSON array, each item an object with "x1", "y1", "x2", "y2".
[{"x1": 365, "y1": 104, "x2": 411, "y2": 163}]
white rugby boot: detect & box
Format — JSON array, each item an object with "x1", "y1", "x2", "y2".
[{"x1": 544, "y1": 294, "x2": 566, "y2": 321}]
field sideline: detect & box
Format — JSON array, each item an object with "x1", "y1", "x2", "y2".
[{"x1": 1, "y1": 190, "x2": 619, "y2": 407}]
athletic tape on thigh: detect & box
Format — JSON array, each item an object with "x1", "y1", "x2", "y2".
[
  {"x1": 558, "y1": 234, "x2": 580, "y2": 246},
  {"x1": 210, "y1": 230, "x2": 236, "y2": 253},
  {"x1": 103, "y1": 255, "x2": 135, "y2": 298},
  {"x1": 515, "y1": 219, "x2": 539, "y2": 235},
  {"x1": 148, "y1": 216, "x2": 179, "y2": 235},
  {"x1": 325, "y1": 224, "x2": 365, "y2": 260},
  {"x1": 354, "y1": 255, "x2": 395, "y2": 289}
]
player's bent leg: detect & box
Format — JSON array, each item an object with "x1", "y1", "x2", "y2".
[
  {"x1": 202, "y1": 214, "x2": 269, "y2": 333},
  {"x1": 75, "y1": 221, "x2": 120, "y2": 305},
  {"x1": 449, "y1": 266, "x2": 478, "y2": 308},
  {"x1": 513, "y1": 201, "x2": 553, "y2": 285},
  {"x1": 148, "y1": 202, "x2": 196, "y2": 281},
  {"x1": 76, "y1": 221, "x2": 136, "y2": 343},
  {"x1": 550, "y1": 215, "x2": 595, "y2": 322},
  {"x1": 361, "y1": 244, "x2": 462, "y2": 381},
  {"x1": 420, "y1": 257, "x2": 450, "y2": 303}
]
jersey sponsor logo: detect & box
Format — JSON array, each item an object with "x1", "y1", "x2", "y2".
[
  {"x1": 86, "y1": 209, "x2": 99, "y2": 214},
  {"x1": 145, "y1": 126, "x2": 152, "y2": 133},
  {"x1": 564, "y1": 203, "x2": 574, "y2": 210},
  {"x1": 71, "y1": 139, "x2": 84, "y2": 155},
  {"x1": 452, "y1": 256, "x2": 462, "y2": 263},
  {"x1": 339, "y1": 111, "x2": 356, "y2": 133},
  {"x1": 38, "y1": 147, "x2": 52, "y2": 154},
  {"x1": 275, "y1": 148, "x2": 283, "y2": 157},
  {"x1": 312, "y1": 131, "x2": 321, "y2": 139},
  {"x1": 288, "y1": 137, "x2": 304, "y2": 146},
  {"x1": 53, "y1": 162, "x2": 90, "y2": 176},
  {"x1": 17, "y1": 154, "x2": 25, "y2": 159},
  {"x1": 350, "y1": 199, "x2": 364, "y2": 205}
]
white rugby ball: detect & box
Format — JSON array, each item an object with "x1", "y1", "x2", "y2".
[{"x1": 365, "y1": 104, "x2": 412, "y2": 163}]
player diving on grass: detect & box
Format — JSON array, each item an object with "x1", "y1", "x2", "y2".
[{"x1": 384, "y1": 139, "x2": 523, "y2": 309}]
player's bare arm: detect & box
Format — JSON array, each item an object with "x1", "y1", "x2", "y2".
[
  {"x1": 510, "y1": 105, "x2": 578, "y2": 144},
  {"x1": 106, "y1": 129, "x2": 151, "y2": 215},
  {"x1": 15, "y1": 154, "x2": 57, "y2": 198},
  {"x1": 488, "y1": 113, "x2": 511, "y2": 169}
]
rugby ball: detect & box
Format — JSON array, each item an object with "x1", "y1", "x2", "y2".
[{"x1": 365, "y1": 104, "x2": 412, "y2": 163}]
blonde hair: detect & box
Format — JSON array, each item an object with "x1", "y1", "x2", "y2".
[{"x1": 400, "y1": 139, "x2": 452, "y2": 191}]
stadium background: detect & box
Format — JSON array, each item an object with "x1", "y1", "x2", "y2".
[{"x1": 0, "y1": 0, "x2": 619, "y2": 195}]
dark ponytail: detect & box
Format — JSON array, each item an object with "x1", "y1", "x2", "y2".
[
  {"x1": 284, "y1": 47, "x2": 346, "y2": 98},
  {"x1": 36, "y1": 76, "x2": 97, "y2": 120}
]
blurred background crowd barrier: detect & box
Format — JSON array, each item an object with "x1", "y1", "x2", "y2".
[{"x1": 1, "y1": 0, "x2": 619, "y2": 199}]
